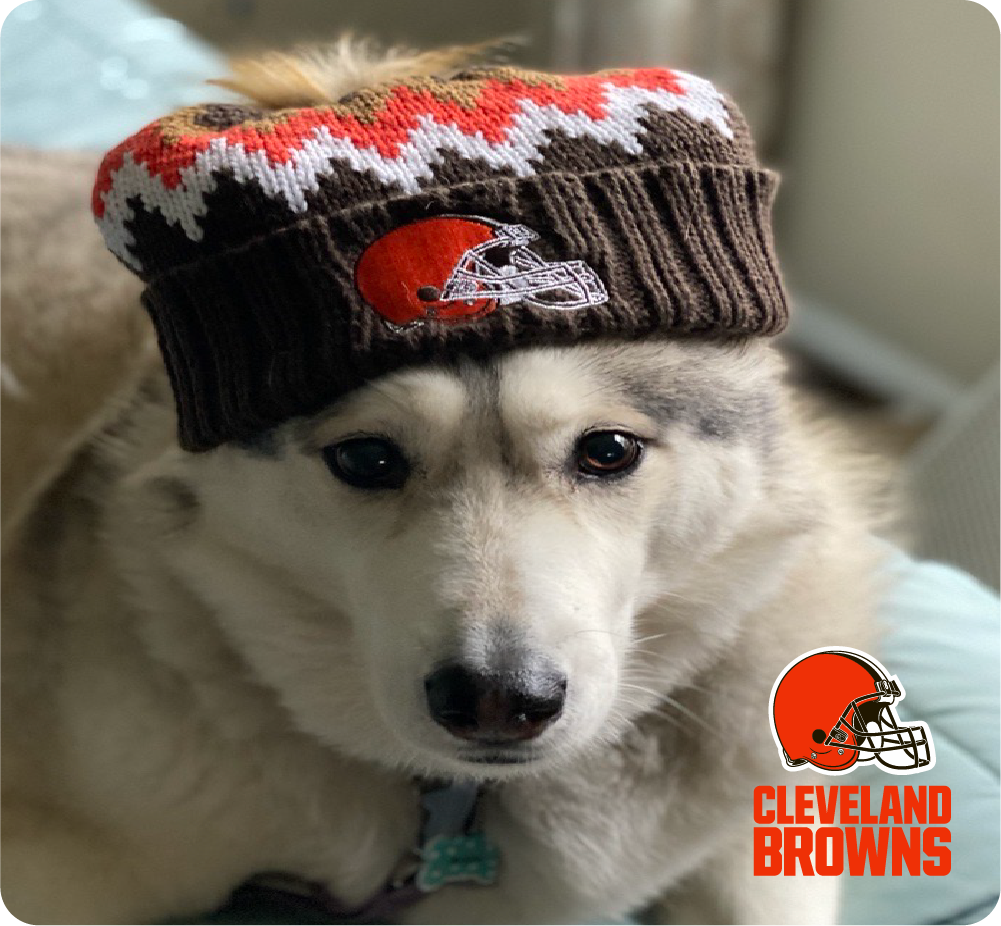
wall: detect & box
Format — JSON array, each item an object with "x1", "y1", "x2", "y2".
[
  {"x1": 145, "y1": 0, "x2": 556, "y2": 67},
  {"x1": 774, "y1": 0, "x2": 999, "y2": 388}
]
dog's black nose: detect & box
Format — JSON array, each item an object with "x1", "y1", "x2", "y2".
[{"x1": 424, "y1": 662, "x2": 566, "y2": 742}]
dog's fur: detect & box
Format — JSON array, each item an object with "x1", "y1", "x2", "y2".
[{"x1": 2, "y1": 43, "x2": 885, "y2": 925}]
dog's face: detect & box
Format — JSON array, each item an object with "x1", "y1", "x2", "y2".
[{"x1": 144, "y1": 340, "x2": 805, "y2": 778}]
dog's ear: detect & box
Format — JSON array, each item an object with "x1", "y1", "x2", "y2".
[{"x1": 208, "y1": 35, "x2": 518, "y2": 110}]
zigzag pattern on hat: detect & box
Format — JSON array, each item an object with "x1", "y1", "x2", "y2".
[{"x1": 93, "y1": 69, "x2": 731, "y2": 272}]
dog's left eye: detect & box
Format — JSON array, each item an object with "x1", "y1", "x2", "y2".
[
  {"x1": 321, "y1": 437, "x2": 409, "y2": 490},
  {"x1": 575, "y1": 431, "x2": 643, "y2": 478}
]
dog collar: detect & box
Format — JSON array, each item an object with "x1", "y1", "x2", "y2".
[{"x1": 226, "y1": 779, "x2": 499, "y2": 923}]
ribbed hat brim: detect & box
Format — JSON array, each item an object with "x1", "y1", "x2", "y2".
[{"x1": 142, "y1": 161, "x2": 786, "y2": 451}]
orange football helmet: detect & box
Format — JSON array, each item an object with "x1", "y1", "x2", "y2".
[{"x1": 770, "y1": 648, "x2": 934, "y2": 775}]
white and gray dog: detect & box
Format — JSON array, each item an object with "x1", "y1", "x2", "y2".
[{"x1": 2, "y1": 42, "x2": 881, "y2": 925}]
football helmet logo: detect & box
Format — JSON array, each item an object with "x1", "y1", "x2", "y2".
[
  {"x1": 355, "y1": 215, "x2": 608, "y2": 328},
  {"x1": 770, "y1": 648, "x2": 934, "y2": 775}
]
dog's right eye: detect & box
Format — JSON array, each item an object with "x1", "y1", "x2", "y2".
[
  {"x1": 575, "y1": 430, "x2": 643, "y2": 479},
  {"x1": 321, "y1": 437, "x2": 409, "y2": 490}
]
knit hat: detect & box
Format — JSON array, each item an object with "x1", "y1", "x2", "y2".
[{"x1": 93, "y1": 63, "x2": 787, "y2": 451}]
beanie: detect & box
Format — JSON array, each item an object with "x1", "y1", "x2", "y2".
[{"x1": 92, "y1": 64, "x2": 787, "y2": 451}]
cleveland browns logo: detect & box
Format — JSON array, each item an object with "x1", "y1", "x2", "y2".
[
  {"x1": 770, "y1": 648, "x2": 935, "y2": 776},
  {"x1": 354, "y1": 215, "x2": 608, "y2": 328}
]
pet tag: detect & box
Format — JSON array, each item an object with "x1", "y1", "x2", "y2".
[{"x1": 416, "y1": 832, "x2": 500, "y2": 891}]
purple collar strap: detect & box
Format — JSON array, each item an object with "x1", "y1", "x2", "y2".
[{"x1": 228, "y1": 780, "x2": 499, "y2": 923}]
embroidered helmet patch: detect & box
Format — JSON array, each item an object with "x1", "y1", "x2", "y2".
[{"x1": 354, "y1": 215, "x2": 608, "y2": 328}]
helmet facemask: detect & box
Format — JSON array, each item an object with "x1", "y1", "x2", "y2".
[
  {"x1": 440, "y1": 223, "x2": 608, "y2": 310},
  {"x1": 827, "y1": 681, "x2": 934, "y2": 772}
]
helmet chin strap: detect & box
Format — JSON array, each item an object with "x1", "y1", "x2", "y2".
[{"x1": 226, "y1": 778, "x2": 500, "y2": 923}]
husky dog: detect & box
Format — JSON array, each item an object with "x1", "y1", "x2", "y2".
[{"x1": 2, "y1": 42, "x2": 881, "y2": 925}]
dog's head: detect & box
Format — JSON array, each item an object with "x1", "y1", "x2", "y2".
[{"x1": 130, "y1": 340, "x2": 813, "y2": 777}]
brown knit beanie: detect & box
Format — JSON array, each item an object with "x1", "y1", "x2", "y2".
[{"x1": 93, "y1": 63, "x2": 787, "y2": 451}]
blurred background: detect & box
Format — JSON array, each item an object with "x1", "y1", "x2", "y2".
[{"x1": 1, "y1": 0, "x2": 998, "y2": 587}]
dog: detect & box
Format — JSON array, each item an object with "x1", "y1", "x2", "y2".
[{"x1": 2, "y1": 41, "x2": 884, "y2": 924}]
